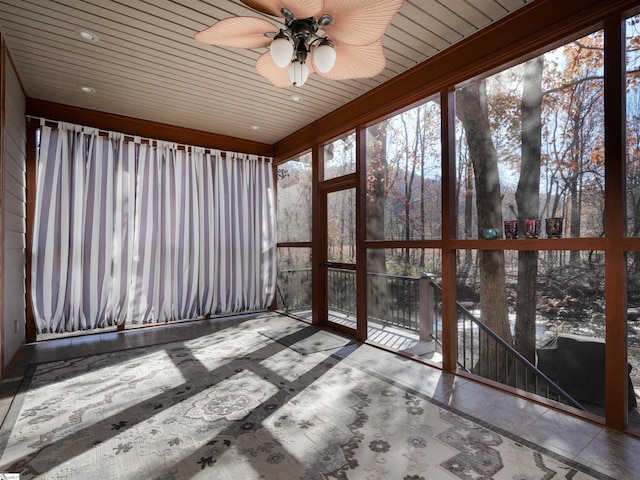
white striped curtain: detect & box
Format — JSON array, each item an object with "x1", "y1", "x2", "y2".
[{"x1": 31, "y1": 121, "x2": 277, "y2": 333}]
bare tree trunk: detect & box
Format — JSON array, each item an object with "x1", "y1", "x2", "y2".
[
  {"x1": 515, "y1": 57, "x2": 543, "y2": 369},
  {"x1": 457, "y1": 80, "x2": 512, "y2": 379},
  {"x1": 569, "y1": 176, "x2": 580, "y2": 264},
  {"x1": 366, "y1": 123, "x2": 389, "y2": 320},
  {"x1": 464, "y1": 158, "x2": 474, "y2": 267},
  {"x1": 401, "y1": 114, "x2": 420, "y2": 271}
]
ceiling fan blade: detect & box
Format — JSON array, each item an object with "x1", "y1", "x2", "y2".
[
  {"x1": 256, "y1": 52, "x2": 317, "y2": 87},
  {"x1": 256, "y1": 52, "x2": 294, "y2": 87},
  {"x1": 321, "y1": 0, "x2": 404, "y2": 46},
  {"x1": 314, "y1": 41, "x2": 386, "y2": 80},
  {"x1": 194, "y1": 17, "x2": 279, "y2": 48},
  {"x1": 241, "y1": 0, "x2": 324, "y2": 19}
]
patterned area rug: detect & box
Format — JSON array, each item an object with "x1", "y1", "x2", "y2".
[{"x1": 0, "y1": 317, "x2": 613, "y2": 479}]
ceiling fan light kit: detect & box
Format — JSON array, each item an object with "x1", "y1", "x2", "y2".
[
  {"x1": 195, "y1": 0, "x2": 404, "y2": 88},
  {"x1": 270, "y1": 34, "x2": 295, "y2": 68},
  {"x1": 314, "y1": 40, "x2": 337, "y2": 73},
  {"x1": 288, "y1": 59, "x2": 310, "y2": 86}
]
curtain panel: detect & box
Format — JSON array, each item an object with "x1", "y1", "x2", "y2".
[{"x1": 31, "y1": 121, "x2": 276, "y2": 333}]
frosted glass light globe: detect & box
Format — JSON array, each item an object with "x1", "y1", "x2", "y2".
[
  {"x1": 314, "y1": 43, "x2": 336, "y2": 73},
  {"x1": 288, "y1": 60, "x2": 309, "y2": 87},
  {"x1": 270, "y1": 37, "x2": 294, "y2": 68}
]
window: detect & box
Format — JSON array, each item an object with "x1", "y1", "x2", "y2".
[
  {"x1": 366, "y1": 97, "x2": 442, "y2": 241},
  {"x1": 277, "y1": 153, "x2": 313, "y2": 314},
  {"x1": 278, "y1": 247, "x2": 312, "y2": 315},
  {"x1": 277, "y1": 152, "x2": 312, "y2": 243},
  {"x1": 454, "y1": 29, "x2": 607, "y2": 414},
  {"x1": 366, "y1": 248, "x2": 442, "y2": 366},
  {"x1": 323, "y1": 133, "x2": 355, "y2": 180},
  {"x1": 458, "y1": 249, "x2": 605, "y2": 411},
  {"x1": 456, "y1": 30, "x2": 604, "y2": 240}
]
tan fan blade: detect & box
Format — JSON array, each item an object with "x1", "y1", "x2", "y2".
[
  {"x1": 194, "y1": 17, "x2": 279, "y2": 48},
  {"x1": 313, "y1": 41, "x2": 385, "y2": 80},
  {"x1": 256, "y1": 52, "x2": 293, "y2": 87},
  {"x1": 241, "y1": 0, "x2": 324, "y2": 19},
  {"x1": 321, "y1": 0, "x2": 404, "y2": 46},
  {"x1": 256, "y1": 52, "x2": 317, "y2": 87}
]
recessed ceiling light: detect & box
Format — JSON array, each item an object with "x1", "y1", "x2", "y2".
[
  {"x1": 290, "y1": 95, "x2": 303, "y2": 102},
  {"x1": 250, "y1": 125, "x2": 261, "y2": 130},
  {"x1": 73, "y1": 28, "x2": 100, "y2": 42},
  {"x1": 78, "y1": 85, "x2": 96, "y2": 94}
]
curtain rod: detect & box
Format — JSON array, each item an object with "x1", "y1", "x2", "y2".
[{"x1": 26, "y1": 116, "x2": 272, "y2": 162}]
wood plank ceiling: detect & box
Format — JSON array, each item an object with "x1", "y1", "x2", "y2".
[{"x1": 0, "y1": 0, "x2": 531, "y2": 145}]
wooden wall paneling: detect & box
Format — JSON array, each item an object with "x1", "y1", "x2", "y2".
[
  {"x1": 3, "y1": 42, "x2": 28, "y2": 369},
  {"x1": 0, "y1": 35, "x2": 5, "y2": 376},
  {"x1": 25, "y1": 119, "x2": 36, "y2": 343}
]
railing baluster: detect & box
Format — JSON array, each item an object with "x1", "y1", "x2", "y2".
[
  {"x1": 462, "y1": 315, "x2": 466, "y2": 370},
  {"x1": 471, "y1": 315, "x2": 475, "y2": 373},
  {"x1": 505, "y1": 348, "x2": 509, "y2": 385}
]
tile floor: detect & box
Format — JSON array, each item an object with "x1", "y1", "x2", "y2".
[{"x1": 1, "y1": 312, "x2": 640, "y2": 479}]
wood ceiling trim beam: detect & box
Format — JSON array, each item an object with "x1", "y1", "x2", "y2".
[
  {"x1": 26, "y1": 98, "x2": 275, "y2": 157},
  {"x1": 274, "y1": 0, "x2": 639, "y2": 161}
]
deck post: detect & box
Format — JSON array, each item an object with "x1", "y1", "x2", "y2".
[{"x1": 419, "y1": 273, "x2": 435, "y2": 342}]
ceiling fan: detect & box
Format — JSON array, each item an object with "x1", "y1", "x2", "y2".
[{"x1": 194, "y1": 0, "x2": 405, "y2": 88}]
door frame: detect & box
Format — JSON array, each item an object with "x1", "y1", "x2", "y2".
[
  {"x1": 311, "y1": 136, "x2": 367, "y2": 341},
  {"x1": 319, "y1": 181, "x2": 357, "y2": 334}
]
